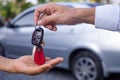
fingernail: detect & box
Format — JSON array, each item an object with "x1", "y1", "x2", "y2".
[
  {"x1": 48, "y1": 26, "x2": 53, "y2": 30},
  {"x1": 37, "y1": 20, "x2": 42, "y2": 25},
  {"x1": 58, "y1": 57, "x2": 64, "y2": 62},
  {"x1": 53, "y1": 27, "x2": 57, "y2": 31}
]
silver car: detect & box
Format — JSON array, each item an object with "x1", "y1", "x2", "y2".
[{"x1": 0, "y1": 2, "x2": 120, "y2": 80}]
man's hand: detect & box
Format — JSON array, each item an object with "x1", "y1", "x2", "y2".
[
  {"x1": 34, "y1": 3, "x2": 95, "y2": 31},
  {"x1": 34, "y1": 3, "x2": 82, "y2": 31},
  {"x1": 10, "y1": 55, "x2": 63, "y2": 75}
]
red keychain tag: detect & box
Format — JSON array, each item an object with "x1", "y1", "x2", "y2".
[{"x1": 34, "y1": 47, "x2": 45, "y2": 65}]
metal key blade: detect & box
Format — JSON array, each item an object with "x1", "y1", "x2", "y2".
[{"x1": 32, "y1": 46, "x2": 37, "y2": 60}]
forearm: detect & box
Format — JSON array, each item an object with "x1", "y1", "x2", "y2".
[
  {"x1": 76, "y1": 5, "x2": 120, "y2": 32},
  {"x1": 0, "y1": 56, "x2": 14, "y2": 72},
  {"x1": 75, "y1": 8, "x2": 95, "y2": 24}
]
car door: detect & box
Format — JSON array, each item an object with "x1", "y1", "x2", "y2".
[
  {"x1": 43, "y1": 24, "x2": 84, "y2": 58},
  {"x1": 3, "y1": 11, "x2": 34, "y2": 58}
]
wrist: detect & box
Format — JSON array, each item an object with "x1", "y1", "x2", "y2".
[
  {"x1": 75, "y1": 8, "x2": 95, "y2": 24},
  {"x1": 7, "y1": 59, "x2": 16, "y2": 73},
  {"x1": 0, "y1": 56, "x2": 15, "y2": 73}
]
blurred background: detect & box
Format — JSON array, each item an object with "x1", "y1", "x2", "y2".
[
  {"x1": 0, "y1": 0, "x2": 120, "y2": 80},
  {"x1": 0, "y1": 0, "x2": 120, "y2": 27}
]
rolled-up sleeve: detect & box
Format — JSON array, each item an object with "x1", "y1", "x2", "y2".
[{"x1": 95, "y1": 5, "x2": 120, "y2": 32}]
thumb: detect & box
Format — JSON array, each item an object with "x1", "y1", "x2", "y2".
[{"x1": 37, "y1": 15, "x2": 55, "y2": 26}]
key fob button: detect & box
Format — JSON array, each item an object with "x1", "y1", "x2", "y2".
[{"x1": 37, "y1": 35, "x2": 41, "y2": 39}]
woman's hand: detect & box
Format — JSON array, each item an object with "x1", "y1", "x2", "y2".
[{"x1": 11, "y1": 55, "x2": 63, "y2": 75}]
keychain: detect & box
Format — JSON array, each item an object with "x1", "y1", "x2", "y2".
[{"x1": 31, "y1": 26, "x2": 45, "y2": 65}]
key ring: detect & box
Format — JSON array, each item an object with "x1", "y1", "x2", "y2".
[
  {"x1": 35, "y1": 13, "x2": 45, "y2": 29},
  {"x1": 35, "y1": 25, "x2": 40, "y2": 30}
]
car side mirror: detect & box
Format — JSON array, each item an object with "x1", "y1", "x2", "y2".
[{"x1": 6, "y1": 21, "x2": 15, "y2": 28}]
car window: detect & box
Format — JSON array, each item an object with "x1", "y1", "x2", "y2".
[{"x1": 14, "y1": 12, "x2": 34, "y2": 27}]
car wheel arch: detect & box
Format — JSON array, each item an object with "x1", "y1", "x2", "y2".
[{"x1": 69, "y1": 48, "x2": 102, "y2": 69}]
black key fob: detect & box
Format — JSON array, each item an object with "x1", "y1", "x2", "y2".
[{"x1": 32, "y1": 27, "x2": 44, "y2": 46}]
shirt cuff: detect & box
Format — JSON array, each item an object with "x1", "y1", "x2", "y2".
[{"x1": 95, "y1": 5, "x2": 120, "y2": 31}]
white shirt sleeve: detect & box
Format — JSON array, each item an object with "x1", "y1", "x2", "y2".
[{"x1": 95, "y1": 5, "x2": 120, "y2": 31}]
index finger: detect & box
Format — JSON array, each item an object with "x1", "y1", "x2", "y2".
[{"x1": 34, "y1": 6, "x2": 46, "y2": 24}]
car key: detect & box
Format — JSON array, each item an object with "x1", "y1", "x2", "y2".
[{"x1": 31, "y1": 26, "x2": 45, "y2": 65}]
